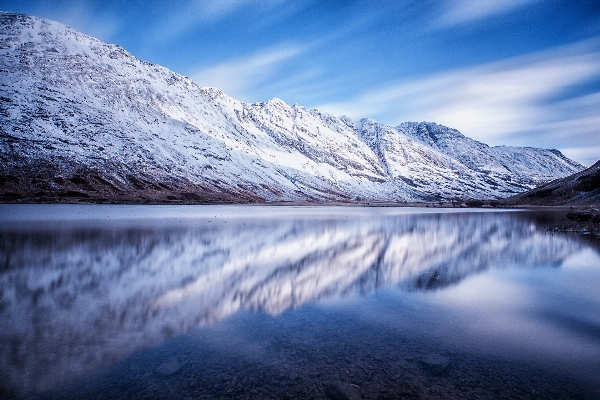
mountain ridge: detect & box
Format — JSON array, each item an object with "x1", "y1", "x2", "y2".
[{"x1": 0, "y1": 12, "x2": 584, "y2": 203}]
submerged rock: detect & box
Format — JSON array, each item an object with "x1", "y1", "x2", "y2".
[
  {"x1": 156, "y1": 357, "x2": 181, "y2": 376},
  {"x1": 420, "y1": 354, "x2": 449, "y2": 376},
  {"x1": 325, "y1": 382, "x2": 362, "y2": 400}
]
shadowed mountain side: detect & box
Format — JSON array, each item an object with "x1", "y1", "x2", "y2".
[
  {"x1": 0, "y1": 211, "x2": 583, "y2": 395},
  {"x1": 503, "y1": 160, "x2": 600, "y2": 207}
]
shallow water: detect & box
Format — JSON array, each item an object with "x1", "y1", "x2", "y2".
[{"x1": 1, "y1": 205, "x2": 599, "y2": 399}]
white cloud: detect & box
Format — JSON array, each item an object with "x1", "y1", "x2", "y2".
[
  {"x1": 433, "y1": 0, "x2": 529, "y2": 29},
  {"x1": 156, "y1": 0, "x2": 250, "y2": 40},
  {"x1": 190, "y1": 44, "x2": 306, "y2": 101},
  {"x1": 317, "y1": 39, "x2": 600, "y2": 166},
  {"x1": 154, "y1": 0, "x2": 288, "y2": 42}
]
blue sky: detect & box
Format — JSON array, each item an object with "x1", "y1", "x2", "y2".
[{"x1": 2, "y1": 0, "x2": 600, "y2": 165}]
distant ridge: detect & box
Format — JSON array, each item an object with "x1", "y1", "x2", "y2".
[
  {"x1": 0, "y1": 12, "x2": 584, "y2": 203},
  {"x1": 504, "y1": 160, "x2": 600, "y2": 206}
]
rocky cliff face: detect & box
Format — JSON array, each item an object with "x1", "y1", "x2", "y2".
[{"x1": 0, "y1": 12, "x2": 584, "y2": 203}]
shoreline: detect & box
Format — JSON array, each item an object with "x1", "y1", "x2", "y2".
[
  {"x1": 0, "y1": 196, "x2": 596, "y2": 208},
  {"x1": 1, "y1": 200, "x2": 598, "y2": 238}
]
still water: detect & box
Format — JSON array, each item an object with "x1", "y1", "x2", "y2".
[{"x1": 1, "y1": 205, "x2": 599, "y2": 399}]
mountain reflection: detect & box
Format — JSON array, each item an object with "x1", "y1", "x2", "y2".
[{"x1": 0, "y1": 207, "x2": 584, "y2": 395}]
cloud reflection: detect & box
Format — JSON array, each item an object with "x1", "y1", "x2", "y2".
[{"x1": 425, "y1": 255, "x2": 600, "y2": 382}]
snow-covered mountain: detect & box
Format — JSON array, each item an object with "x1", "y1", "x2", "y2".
[
  {"x1": 0, "y1": 207, "x2": 583, "y2": 394},
  {"x1": 0, "y1": 12, "x2": 584, "y2": 203}
]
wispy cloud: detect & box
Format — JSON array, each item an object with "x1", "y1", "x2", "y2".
[
  {"x1": 153, "y1": 0, "x2": 287, "y2": 42},
  {"x1": 190, "y1": 44, "x2": 306, "y2": 100},
  {"x1": 433, "y1": 0, "x2": 529, "y2": 29},
  {"x1": 317, "y1": 39, "x2": 600, "y2": 166},
  {"x1": 187, "y1": 10, "x2": 381, "y2": 103}
]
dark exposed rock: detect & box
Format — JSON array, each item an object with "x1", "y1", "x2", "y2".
[{"x1": 574, "y1": 169, "x2": 600, "y2": 192}]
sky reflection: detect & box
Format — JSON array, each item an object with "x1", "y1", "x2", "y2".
[
  {"x1": 0, "y1": 205, "x2": 598, "y2": 396},
  {"x1": 417, "y1": 250, "x2": 600, "y2": 385}
]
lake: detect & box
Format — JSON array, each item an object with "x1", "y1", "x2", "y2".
[{"x1": 1, "y1": 205, "x2": 599, "y2": 399}]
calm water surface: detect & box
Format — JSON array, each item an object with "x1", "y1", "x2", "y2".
[{"x1": 1, "y1": 205, "x2": 599, "y2": 399}]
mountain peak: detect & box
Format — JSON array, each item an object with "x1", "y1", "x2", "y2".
[{"x1": 200, "y1": 87, "x2": 229, "y2": 101}]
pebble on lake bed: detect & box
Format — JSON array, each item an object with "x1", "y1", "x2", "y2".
[
  {"x1": 156, "y1": 357, "x2": 181, "y2": 376},
  {"x1": 325, "y1": 381, "x2": 362, "y2": 400}
]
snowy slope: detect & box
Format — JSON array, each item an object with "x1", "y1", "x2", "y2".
[{"x1": 0, "y1": 12, "x2": 584, "y2": 203}]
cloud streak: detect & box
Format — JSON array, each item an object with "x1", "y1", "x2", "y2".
[
  {"x1": 433, "y1": 0, "x2": 529, "y2": 29},
  {"x1": 152, "y1": 0, "x2": 288, "y2": 43},
  {"x1": 191, "y1": 44, "x2": 306, "y2": 101},
  {"x1": 318, "y1": 39, "x2": 600, "y2": 166}
]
